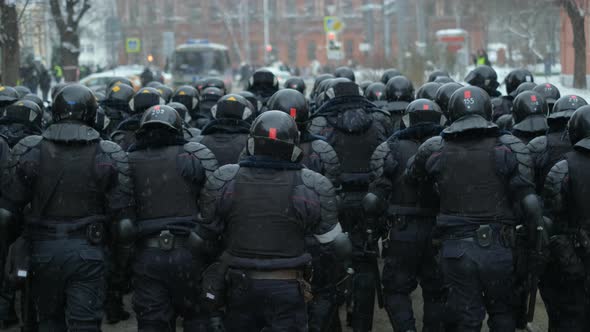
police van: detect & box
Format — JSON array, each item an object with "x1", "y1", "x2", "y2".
[{"x1": 171, "y1": 40, "x2": 233, "y2": 90}]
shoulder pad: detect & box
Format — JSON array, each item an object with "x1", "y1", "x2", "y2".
[
  {"x1": 301, "y1": 168, "x2": 336, "y2": 197},
  {"x1": 417, "y1": 136, "x2": 444, "y2": 160},
  {"x1": 370, "y1": 141, "x2": 392, "y2": 179},
  {"x1": 527, "y1": 135, "x2": 547, "y2": 154},
  {"x1": 543, "y1": 160, "x2": 568, "y2": 214},
  {"x1": 99, "y1": 140, "x2": 129, "y2": 172},
  {"x1": 183, "y1": 142, "x2": 219, "y2": 175},
  {"x1": 372, "y1": 109, "x2": 392, "y2": 119},
  {"x1": 99, "y1": 140, "x2": 124, "y2": 154},
  {"x1": 499, "y1": 134, "x2": 533, "y2": 181},
  {"x1": 311, "y1": 139, "x2": 339, "y2": 164},
  {"x1": 309, "y1": 116, "x2": 328, "y2": 135},
  {"x1": 206, "y1": 164, "x2": 240, "y2": 191},
  {"x1": 12, "y1": 135, "x2": 42, "y2": 156}
]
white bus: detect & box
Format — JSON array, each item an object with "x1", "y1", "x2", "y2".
[{"x1": 171, "y1": 40, "x2": 232, "y2": 90}]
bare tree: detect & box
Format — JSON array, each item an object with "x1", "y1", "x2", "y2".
[
  {"x1": 0, "y1": 0, "x2": 20, "y2": 85},
  {"x1": 49, "y1": 0, "x2": 91, "y2": 81},
  {"x1": 560, "y1": 0, "x2": 586, "y2": 88}
]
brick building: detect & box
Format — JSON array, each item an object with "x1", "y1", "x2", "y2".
[
  {"x1": 116, "y1": 0, "x2": 486, "y2": 71},
  {"x1": 560, "y1": 0, "x2": 590, "y2": 87}
]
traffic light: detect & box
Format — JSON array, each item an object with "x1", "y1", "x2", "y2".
[
  {"x1": 326, "y1": 32, "x2": 340, "y2": 51},
  {"x1": 265, "y1": 44, "x2": 273, "y2": 52}
]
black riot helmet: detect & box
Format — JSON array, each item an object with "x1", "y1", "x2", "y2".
[
  {"x1": 129, "y1": 87, "x2": 164, "y2": 114},
  {"x1": 385, "y1": 76, "x2": 414, "y2": 102},
  {"x1": 167, "y1": 102, "x2": 190, "y2": 122},
  {"x1": 380, "y1": 68, "x2": 402, "y2": 84},
  {"x1": 435, "y1": 82, "x2": 463, "y2": 117},
  {"x1": 359, "y1": 81, "x2": 373, "y2": 93},
  {"x1": 201, "y1": 87, "x2": 224, "y2": 104},
  {"x1": 284, "y1": 77, "x2": 306, "y2": 94},
  {"x1": 514, "y1": 82, "x2": 536, "y2": 97},
  {"x1": 156, "y1": 85, "x2": 174, "y2": 103},
  {"x1": 324, "y1": 80, "x2": 362, "y2": 99},
  {"x1": 448, "y1": 86, "x2": 492, "y2": 122},
  {"x1": 14, "y1": 86, "x2": 31, "y2": 98},
  {"x1": 533, "y1": 83, "x2": 561, "y2": 112},
  {"x1": 434, "y1": 76, "x2": 454, "y2": 84},
  {"x1": 334, "y1": 66, "x2": 355, "y2": 82},
  {"x1": 404, "y1": 99, "x2": 444, "y2": 127},
  {"x1": 146, "y1": 81, "x2": 163, "y2": 88},
  {"x1": 365, "y1": 83, "x2": 387, "y2": 102},
  {"x1": 22, "y1": 93, "x2": 45, "y2": 111},
  {"x1": 211, "y1": 94, "x2": 255, "y2": 122},
  {"x1": 194, "y1": 78, "x2": 206, "y2": 94},
  {"x1": 52, "y1": 84, "x2": 98, "y2": 125},
  {"x1": 550, "y1": 95, "x2": 588, "y2": 120},
  {"x1": 236, "y1": 90, "x2": 260, "y2": 115},
  {"x1": 416, "y1": 82, "x2": 442, "y2": 101},
  {"x1": 3, "y1": 100, "x2": 43, "y2": 129},
  {"x1": 203, "y1": 77, "x2": 227, "y2": 94},
  {"x1": 104, "y1": 83, "x2": 134, "y2": 111},
  {"x1": 94, "y1": 91, "x2": 106, "y2": 102},
  {"x1": 568, "y1": 105, "x2": 590, "y2": 146},
  {"x1": 171, "y1": 85, "x2": 200, "y2": 114},
  {"x1": 247, "y1": 110, "x2": 301, "y2": 161},
  {"x1": 51, "y1": 83, "x2": 69, "y2": 101},
  {"x1": 0, "y1": 86, "x2": 19, "y2": 107},
  {"x1": 138, "y1": 104, "x2": 183, "y2": 133},
  {"x1": 512, "y1": 91, "x2": 548, "y2": 132},
  {"x1": 428, "y1": 70, "x2": 450, "y2": 83},
  {"x1": 310, "y1": 74, "x2": 334, "y2": 98},
  {"x1": 106, "y1": 77, "x2": 134, "y2": 90},
  {"x1": 505, "y1": 69, "x2": 534, "y2": 96},
  {"x1": 267, "y1": 89, "x2": 309, "y2": 129},
  {"x1": 247, "y1": 69, "x2": 279, "y2": 92},
  {"x1": 464, "y1": 65, "x2": 499, "y2": 95}
]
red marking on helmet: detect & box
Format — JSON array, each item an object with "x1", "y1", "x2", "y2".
[
  {"x1": 423, "y1": 104, "x2": 430, "y2": 110},
  {"x1": 571, "y1": 95, "x2": 577, "y2": 99},
  {"x1": 546, "y1": 84, "x2": 551, "y2": 88},
  {"x1": 154, "y1": 105, "x2": 161, "y2": 110},
  {"x1": 464, "y1": 90, "x2": 471, "y2": 99},
  {"x1": 290, "y1": 108, "x2": 297, "y2": 118},
  {"x1": 376, "y1": 92, "x2": 382, "y2": 97},
  {"x1": 269, "y1": 128, "x2": 277, "y2": 140},
  {"x1": 530, "y1": 95, "x2": 537, "y2": 102}
]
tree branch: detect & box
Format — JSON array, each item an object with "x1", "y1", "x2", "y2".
[
  {"x1": 74, "y1": 0, "x2": 91, "y2": 26},
  {"x1": 49, "y1": 0, "x2": 66, "y2": 33},
  {"x1": 17, "y1": 0, "x2": 30, "y2": 23}
]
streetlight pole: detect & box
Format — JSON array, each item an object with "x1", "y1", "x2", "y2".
[{"x1": 263, "y1": 0, "x2": 269, "y2": 64}]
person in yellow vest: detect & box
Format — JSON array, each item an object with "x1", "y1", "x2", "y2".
[
  {"x1": 473, "y1": 48, "x2": 491, "y2": 66},
  {"x1": 53, "y1": 64, "x2": 63, "y2": 83}
]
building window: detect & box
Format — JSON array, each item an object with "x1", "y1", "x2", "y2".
[
  {"x1": 304, "y1": 0, "x2": 316, "y2": 16},
  {"x1": 345, "y1": 40, "x2": 354, "y2": 58},
  {"x1": 307, "y1": 41, "x2": 317, "y2": 61},
  {"x1": 285, "y1": 0, "x2": 297, "y2": 16}
]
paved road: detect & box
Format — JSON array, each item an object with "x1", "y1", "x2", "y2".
[{"x1": 6, "y1": 287, "x2": 548, "y2": 331}]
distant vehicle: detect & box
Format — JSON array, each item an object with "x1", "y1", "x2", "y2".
[
  {"x1": 80, "y1": 68, "x2": 142, "y2": 93},
  {"x1": 171, "y1": 40, "x2": 233, "y2": 90}
]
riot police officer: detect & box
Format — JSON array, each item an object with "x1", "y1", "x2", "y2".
[
  {"x1": 101, "y1": 83, "x2": 134, "y2": 135},
  {"x1": 171, "y1": 85, "x2": 200, "y2": 125},
  {"x1": 334, "y1": 67, "x2": 356, "y2": 82},
  {"x1": 464, "y1": 65, "x2": 501, "y2": 97},
  {"x1": 511, "y1": 90, "x2": 549, "y2": 144},
  {"x1": 0, "y1": 100, "x2": 43, "y2": 147},
  {"x1": 380, "y1": 69, "x2": 402, "y2": 85},
  {"x1": 415, "y1": 82, "x2": 442, "y2": 101},
  {"x1": 427, "y1": 70, "x2": 450, "y2": 83},
  {"x1": 192, "y1": 94, "x2": 253, "y2": 166},
  {"x1": 384, "y1": 76, "x2": 415, "y2": 132},
  {"x1": 309, "y1": 74, "x2": 335, "y2": 112},
  {"x1": 167, "y1": 102, "x2": 202, "y2": 141},
  {"x1": 529, "y1": 95, "x2": 588, "y2": 331},
  {"x1": 0, "y1": 84, "x2": 135, "y2": 331},
  {"x1": 543, "y1": 105, "x2": 590, "y2": 331},
  {"x1": 236, "y1": 91, "x2": 261, "y2": 117},
  {"x1": 365, "y1": 83, "x2": 388, "y2": 109},
  {"x1": 285, "y1": 77, "x2": 307, "y2": 95},
  {"x1": 367, "y1": 99, "x2": 445, "y2": 332},
  {"x1": 0, "y1": 87, "x2": 19, "y2": 112},
  {"x1": 202, "y1": 77, "x2": 227, "y2": 95},
  {"x1": 514, "y1": 82, "x2": 537, "y2": 97},
  {"x1": 407, "y1": 86, "x2": 544, "y2": 331},
  {"x1": 194, "y1": 87, "x2": 224, "y2": 129},
  {"x1": 434, "y1": 82, "x2": 462, "y2": 121},
  {"x1": 106, "y1": 77, "x2": 134, "y2": 91},
  {"x1": 310, "y1": 81, "x2": 390, "y2": 332},
  {"x1": 127, "y1": 104, "x2": 218, "y2": 331},
  {"x1": 245, "y1": 69, "x2": 279, "y2": 109},
  {"x1": 198, "y1": 111, "x2": 346, "y2": 332},
  {"x1": 533, "y1": 83, "x2": 561, "y2": 112},
  {"x1": 156, "y1": 85, "x2": 174, "y2": 104},
  {"x1": 267, "y1": 89, "x2": 344, "y2": 331},
  {"x1": 111, "y1": 87, "x2": 164, "y2": 151}
]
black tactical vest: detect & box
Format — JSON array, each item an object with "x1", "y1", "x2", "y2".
[
  {"x1": 331, "y1": 123, "x2": 381, "y2": 191},
  {"x1": 566, "y1": 151, "x2": 590, "y2": 228},
  {"x1": 437, "y1": 137, "x2": 514, "y2": 221},
  {"x1": 226, "y1": 168, "x2": 305, "y2": 259},
  {"x1": 543, "y1": 131, "x2": 571, "y2": 180},
  {"x1": 389, "y1": 139, "x2": 438, "y2": 215},
  {"x1": 33, "y1": 140, "x2": 104, "y2": 219},
  {"x1": 129, "y1": 145, "x2": 198, "y2": 222},
  {"x1": 200, "y1": 133, "x2": 248, "y2": 166}
]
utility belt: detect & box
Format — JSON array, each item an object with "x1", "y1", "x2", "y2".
[
  {"x1": 27, "y1": 222, "x2": 105, "y2": 245},
  {"x1": 141, "y1": 230, "x2": 189, "y2": 251},
  {"x1": 227, "y1": 267, "x2": 313, "y2": 302},
  {"x1": 440, "y1": 224, "x2": 515, "y2": 249}
]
